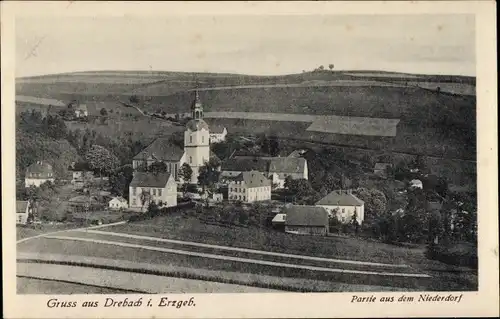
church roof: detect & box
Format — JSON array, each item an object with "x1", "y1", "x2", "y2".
[
  {"x1": 133, "y1": 137, "x2": 184, "y2": 162},
  {"x1": 186, "y1": 119, "x2": 209, "y2": 132}
]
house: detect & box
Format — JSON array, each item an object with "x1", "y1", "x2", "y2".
[
  {"x1": 374, "y1": 163, "x2": 392, "y2": 178},
  {"x1": 228, "y1": 170, "x2": 271, "y2": 203},
  {"x1": 410, "y1": 179, "x2": 423, "y2": 189},
  {"x1": 268, "y1": 157, "x2": 308, "y2": 188},
  {"x1": 287, "y1": 149, "x2": 306, "y2": 158},
  {"x1": 315, "y1": 189, "x2": 365, "y2": 225},
  {"x1": 16, "y1": 200, "x2": 32, "y2": 225},
  {"x1": 209, "y1": 125, "x2": 228, "y2": 143},
  {"x1": 73, "y1": 103, "x2": 88, "y2": 118},
  {"x1": 25, "y1": 161, "x2": 55, "y2": 188},
  {"x1": 132, "y1": 91, "x2": 219, "y2": 184},
  {"x1": 284, "y1": 205, "x2": 329, "y2": 236},
  {"x1": 68, "y1": 195, "x2": 102, "y2": 213},
  {"x1": 220, "y1": 157, "x2": 270, "y2": 180},
  {"x1": 108, "y1": 196, "x2": 128, "y2": 210},
  {"x1": 271, "y1": 213, "x2": 287, "y2": 230},
  {"x1": 129, "y1": 172, "x2": 177, "y2": 211}
]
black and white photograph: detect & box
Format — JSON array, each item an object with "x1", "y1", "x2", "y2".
[{"x1": 3, "y1": 2, "x2": 498, "y2": 317}]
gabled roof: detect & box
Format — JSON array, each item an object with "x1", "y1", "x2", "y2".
[
  {"x1": 16, "y1": 201, "x2": 29, "y2": 214},
  {"x1": 109, "y1": 196, "x2": 127, "y2": 203},
  {"x1": 133, "y1": 137, "x2": 185, "y2": 162},
  {"x1": 315, "y1": 190, "x2": 364, "y2": 206},
  {"x1": 25, "y1": 161, "x2": 53, "y2": 176},
  {"x1": 130, "y1": 172, "x2": 173, "y2": 188},
  {"x1": 221, "y1": 158, "x2": 270, "y2": 172},
  {"x1": 230, "y1": 171, "x2": 271, "y2": 188},
  {"x1": 284, "y1": 205, "x2": 329, "y2": 227},
  {"x1": 269, "y1": 157, "x2": 307, "y2": 174}
]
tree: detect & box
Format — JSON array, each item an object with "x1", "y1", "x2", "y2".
[
  {"x1": 100, "y1": 108, "x2": 108, "y2": 116},
  {"x1": 179, "y1": 163, "x2": 193, "y2": 195},
  {"x1": 109, "y1": 164, "x2": 134, "y2": 197},
  {"x1": 198, "y1": 157, "x2": 221, "y2": 206},
  {"x1": 353, "y1": 188, "x2": 387, "y2": 223},
  {"x1": 129, "y1": 95, "x2": 139, "y2": 104},
  {"x1": 85, "y1": 145, "x2": 119, "y2": 178},
  {"x1": 329, "y1": 64, "x2": 334, "y2": 71},
  {"x1": 319, "y1": 65, "x2": 325, "y2": 70},
  {"x1": 140, "y1": 190, "x2": 151, "y2": 212}
]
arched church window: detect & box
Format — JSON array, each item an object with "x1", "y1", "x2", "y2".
[{"x1": 190, "y1": 136, "x2": 193, "y2": 144}]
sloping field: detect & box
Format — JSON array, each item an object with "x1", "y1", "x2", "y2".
[
  {"x1": 306, "y1": 116, "x2": 400, "y2": 137},
  {"x1": 15, "y1": 95, "x2": 65, "y2": 107},
  {"x1": 205, "y1": 112, "x2": 317, "y2": 122},
  {"x1": 407, "y1": 81, "x2": 476, "y2": 96}
]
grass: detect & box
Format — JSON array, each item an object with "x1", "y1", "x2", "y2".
[
  {"x1": 16, "y1": 223, "x2": 79, "y2": 241},
  {"x1": 17, "y1": 277, "x2": 140, "y2": 294}
]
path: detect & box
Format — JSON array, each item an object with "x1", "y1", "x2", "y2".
[{"x1": 41, "y1": 235, "x2": 430, "y2": 278}]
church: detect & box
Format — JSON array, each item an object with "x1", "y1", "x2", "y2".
[{"x1": 132, "y1": 91, "x2": 220, "y2": 184}]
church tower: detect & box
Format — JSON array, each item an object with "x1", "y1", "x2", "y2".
[{"x1": 184, "y1": 90, "x2": 210, "y2": 184}]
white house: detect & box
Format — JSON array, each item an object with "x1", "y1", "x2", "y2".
[
  {"x1": 25, "y1": 161, "x2": 55, "y2": 188},
  {"x1": 228, "y1": 170, "x2": 271, "y2": 203},
  {"x1": 74, "y1": 103, "x2": 88, "y2": 118},
  {"x1": 108, "y1": 196, "x2": 128, "y2": 210},
  {"x1": 410, "y1": 179, "x2": 423, "y2": 189},
  {"x1": 16, "y1": 200, "x2": 32, "y2": 225},
  {"x1": 132, "y1": 91, "x2": 219, "y2": 184},
  {"x1": 129, "y1": 172, "x2": 177, "y2": 211},
  {"x1": 315, "y1": 189, "x2": 365, "y2": 225},
  {"x1": 268, "y1": 157, "x2": 308, "y2": 189},
  {"x1": 209, "y1": 125, "x2": 228, "y2": 143}
]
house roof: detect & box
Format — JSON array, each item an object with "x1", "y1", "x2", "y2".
[
  {"x1": 25, "y1": 161, "x2": 53, "y2": 175},
  {"x1": 75, "y1": 104, "x2": 87, "y2": 111},
  {"x1": 230, "y1": 171, "x2": 271, "y2": 188},
  {"x1": 110, "y1": 196, "x2": 127, "y2": 203},
  {"x1": 287, "y1": 150, "x2": 305, "y2": 158},
  {"x1": 133, "y1": 137, "x2": 185, "y2": 162},
  {"x1": 272, "y1": 213, "x2": 287, "y2": 223},
  {"x1": 16, "y1": 201, "x2": 29, "y2": 214},
  {"x1": 221, "y1": 158, "x2": 270, "y2": 172},
  {"x1": 130, "y1": 172, "x2": 172, "y2": 188},
  {"x1": 374, "y1": 163, "x2": 392, "y2": 170},
  {"x1": 210, "y1": 125, "x2": 226, "y2": 134},
  {"x1": 284, "y1": 205, "x2": 329, "y2": 227},
  {"x1": 186, "y1": 119, "x2": 210, "y2": 132},
  {"x1": 269, "y1": 157, "x2": 307, "y2": 174},
  {"x1": 315, "y1": 190, "x2": 364, "y2": 206}
]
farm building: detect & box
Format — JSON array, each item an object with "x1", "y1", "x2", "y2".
[
  {"x1": 284, "y1": 205, "x2": 329, "y2": 236},
  {"x1": 209, "y1": 125, "x2": 228, "y2": 143},
  {"x1": 315, "y1": 190, "x2": 365, "y2": 225},
  {"x1": 220, "y1": 157, "x2": 270, "y2": 180},
  {"x1": 374, "y1": 163, "x2": 393, "y2": 178},
  {"x1": 24, "y1": 161, "x2": 55, "y2": 188},
  {"x1": 132, "y1": 91, "x2": 219, "y2": 184},
  {"x1": 108, "y1": 196, "x2": 128, "y2": 210},
  {"x1": 68, "y1": 195, "x2": 102, "y2": 213},
  {"x1": 16, "y1": 200, "x2": 32, "y2": 225},
  {"x1": 271, "y1": 213, "x2": 287, "y2": 231},
  {"x1": 228, "y1": 170, "x2": 271, "y2": 203},
  {"x1": 268, "y1": 157, "x2": 308, "y2": 189},
  {"x1": 129, "y1": 172, "x2": 177, "y2": 211}
]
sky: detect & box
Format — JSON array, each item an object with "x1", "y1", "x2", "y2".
[{"x1": 15, "y1": 14, "x2": 476, "y2": 77}]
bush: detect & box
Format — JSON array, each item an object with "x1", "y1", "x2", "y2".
[{"x1": 426, "y1": 242, "x2": 478, "y2": 269}]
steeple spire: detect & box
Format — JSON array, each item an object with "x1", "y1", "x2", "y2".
[{"x1": 191, "y1": 89, "x2": 203, "y2": 119}]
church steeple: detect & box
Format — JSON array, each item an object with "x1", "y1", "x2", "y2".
[{"x1": 191, "y1": 90, "x2": 203, "y2": 119}]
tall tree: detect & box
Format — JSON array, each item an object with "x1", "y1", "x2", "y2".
[
  {"x1": 100, "y1": 108, "x2": 108, "y2": 116},
  {"x1": 198, "y1": 157, "x2": 221, "y2": 206},
  {"x1": 353, "y1": 188, "x2": 387, "y2": 223},
  {"x1": 329, "y1": 64, "x2": 334, "y2": 70},
  {"x1": 148, "y1": 161, "x2": 168, "y2": 174},
  {"x1": 179, "y1": 163, "x2": 193, "y2": 195},
  {"x1": 85, "y1": 145, "x2": 119, "y2": 178}
]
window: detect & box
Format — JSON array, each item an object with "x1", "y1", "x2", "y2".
[
  {"x1": 152, "y1": 189, "x2": 156, "y2": 196},
  {"x1": 243, "y1": 196, "x2": 246, "y2": 201},
  {"x1": 190, "y1": 136, "x2": 193, "y2": 144},
  {"x1": 132, "y1": 187, "x2": 136, "y2": 196},
  {"x1": 132, "y1": 199, "x2": 136, "y2": 205},
  {"x1": 202, "y1": 136, "x2": 204, "y2": 143},
  {"x1": 189, "y1": 156, "x2": 192, "y2": 164},
  {"x1": 158, "y1": 189, "x2": 162, "y2": 196}
]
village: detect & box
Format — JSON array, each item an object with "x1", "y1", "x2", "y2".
[{"x1": 16, "y1": 90, "x2": 475, "y2": 250}]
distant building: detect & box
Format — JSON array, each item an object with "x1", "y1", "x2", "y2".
[
  {"x1": 108, "y1": 196, "x2": 128, "y2": 210},
  {"x1": 284, "y1": 205, "x2": 329, "y2": 236},
  {"x1": 68, "y1": 195, "x2": 101, "y2": 213},
  {"x1": 228, "y1": 170, "x2": 271, "y2": 203},
  {"x1": 315, "y1": 190, "x2": 365, "y2": 225},
  {"x1": 209, "y1": 125, "x2": 228, "y2": 143},
  {"x1": 373, "y1": 163, "x2": 392, "y2": 178},
  {"x1": 410, "y1": 179, "x2": 423, "y2": 189},
  {"x1": 129, "y1": 172, "x2": 177, "y2": 211},
  {"x1": 70, "y1": 162, "x2": 94, "y2": 187},
  {"x1": 220, "y1": 158, "x2": 270, "y2": 180},
  {"x1": 25, "y1": 161, "x2": 55, "y2": 188},
  {"x1": 268, "y1": 157, "x2": 308, "y2": 188},
  {"x1": 16, "y1": 200, "x2": 32, "y2": 225},
  {"x1": 73, "y1": 103, "x2": 88, "y2": 118}
]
